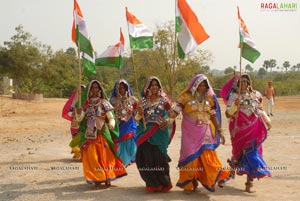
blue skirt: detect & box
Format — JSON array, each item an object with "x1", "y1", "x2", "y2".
[
  {"x1": 117, "y1": 137, "x2": 137, "y2": 166},
  {"x1": 236, "y1": 148, "x2": 271, "y2": 180}
]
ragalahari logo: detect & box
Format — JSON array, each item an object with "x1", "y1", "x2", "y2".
[{"x1": 260, "y1": 2, "x2": 298, "y2": 11}]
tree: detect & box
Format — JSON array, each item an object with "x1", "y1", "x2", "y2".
[
  {"x1": 44, "y1": 49, "x2": 79, "y2": 97},
  {"x1": 263, "y1": 60, "x2": 270, "y2": 72},
  {"x1": 245, "y1": 64, "x2": 254, "y2": 73},
  {"x1": 1, "y1": 25, "x2": 81, "y2": 97},
  {"x1": 269, "y1": 59, "x2": 276, "y2": 76},
  {"x1": 65, "y1": 47, "x2": 76, "y2": 56},
  {"x1": 276, "y1": 66, "x2": 281, "y2": 71},
  {"x1": 283, "y1": 61, "x2": 290, "y2": 73},
  {"x1": 0, "y1": 46, "x2": 10, "y2": 77},
  {"x1": 262, "y1": 59, "x2": 276, "y2": 77},
  {"x1": 224, "y1": 67, "x2": 235, "y2": 75},
  {"x1": 233, "y1": 65, "x2": 237, "y2": 72},
  {"x1": 3, "y1": 25, "x2": 49, "y2": 94},
  {"x1": 297, "y1": 63, "x2": 300, "y2": 71},
  {"x1": 257, "y1": 67, "x2": 267, "y2": 78}
]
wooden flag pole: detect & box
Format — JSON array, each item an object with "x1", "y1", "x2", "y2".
[
  {"x1": 77, "y1": 40, "x2": 82, "y2": 108},
  {"x1": 125, "y1": 7, "x2": 146, "y2": 130},
  {"x1": 171, "y1": 26, "x2": 178, "y2": 100},
  {"x1": 232, "y1": 26, "x2": 243, "y2": 138},
  {"x1": 118, "y1": 27, "x2": 122, "y2": 79},
  {"x1": 130, "y1": 49, "x2": 147, "y2": 130},
  {"x1": 130, "y1": 50, "x2": 140, "y2": 97},
  {"x1": 171, "y1": 0, "x2": 178, "y2": 100}
]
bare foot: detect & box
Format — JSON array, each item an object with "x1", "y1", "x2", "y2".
[{"x1": 245, "y1": 182, "x2": 256, "y2": 193}]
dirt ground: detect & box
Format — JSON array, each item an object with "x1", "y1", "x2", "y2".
[{"x1": 0, "y1": 95, "x2": 299, "y2": 201}]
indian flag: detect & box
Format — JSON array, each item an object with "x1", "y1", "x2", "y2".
[
  {"x1": 95, "y1": 28, "x2": 125, "y2": 69},
  {"x1": 72, "y1": 0, "x2": 93, "y2": 58},
  {"x1": 62, "y1": 88, "x2": 78, "y2": 121},
  {"x1": 82, "y1": 53, "x2": 96, "y2": 77},
  {"x1": 126, "y1": 7, "x2": 153, "y2": 50},
  {"x1": 238, "y1": 6, "x2": 260, "y2": 63},
  {"x1": 176, "y1": 0, "x2": 209, "y2": 59}
]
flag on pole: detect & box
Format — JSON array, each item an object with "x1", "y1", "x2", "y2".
[
  {"x1": 238, "y1": 6, "x2": 260, "y2": 63},
  {"x1": 62, "y1": 88, "x2": 79, "y2": 121},
  {"x1": 72, "y1": 0, "x2": 94, "y2": 58},
  {"x1": 62, "y1": 85, "x2": 87, "y2": 120},
  {"x1": 126, "y1": 7, "x2": 153, "y2": 50},
  {"x1": 71, "y1": 0, "x2": 96, "y2": 76},
  {"x1": 82, "y1": 53, "x2": 96, "y2": 77},
  {"x1": 95, "y1": 28, "x2": 125, "y2": 69},
  {"x1": 176, "y1": 0, "x2": 209, "y2": 59}
]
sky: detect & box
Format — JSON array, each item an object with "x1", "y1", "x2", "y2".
[{"x1": 1, "y1": 0, "x2": 299, "y2": 71}]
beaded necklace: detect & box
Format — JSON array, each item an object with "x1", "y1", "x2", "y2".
[{"x1": 195, "y1": 92, "x2": 206, "y2": 112}]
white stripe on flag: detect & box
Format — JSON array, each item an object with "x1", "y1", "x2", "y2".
[
  {"x1": 128, "y1": 23, "x2": 152, "y2": 38},
  {"x1": 177, "y1": 20, "x2": 198, "y2": 54}
]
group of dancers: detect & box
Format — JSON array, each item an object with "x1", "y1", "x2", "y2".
[{"x1": 62, "y1": 73, "x2": 272, "y2": 193}]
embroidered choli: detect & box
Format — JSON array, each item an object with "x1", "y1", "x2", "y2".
[
  {"x1": 174, "y1": 92, "x2": 216, "y2": 124},
  {"x1": 84, "y1": 98, "x2": 114, "y2": 130},
  {"x1": 110, "y1": 96, "x2": 138, "y2": 122},
  {"x1": 227, "y1": 91, "x2": 263, "y2": 117},
  {"x1": 140, "y1": 96, "x2": 171, "y2": 125}
]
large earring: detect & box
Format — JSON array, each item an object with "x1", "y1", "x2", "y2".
[
  {"x1": 98, "y1": 91, "x2": 101, "y2": 97},
  {"x1": 148, "y1": 89, "x2": 152, "y2": 97},
  {"x1": 195, "y1": 91, "x2": 200, "y2": 99},
  {"x1": 158, "y1": 89, "x2": 161, "y2": 96}
]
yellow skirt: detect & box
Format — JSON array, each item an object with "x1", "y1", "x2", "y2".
[
  {"x1": 177, "y1": 149, "x2": 231, "y2": 191},
  {"x1": 69, "y1": 134, "x2": 81, "y2": 159},
  {"x1": 82, "y1": 133, "x2": 127, "y2": 184}
]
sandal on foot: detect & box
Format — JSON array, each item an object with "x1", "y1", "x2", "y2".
[
  {"x1": 162, "y1": 184, "x2": 172, "y2": 193},
  {"x1": 146, "y1": 185, "x2": 163, "y2": 192}
]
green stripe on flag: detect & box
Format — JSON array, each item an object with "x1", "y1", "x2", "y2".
[
  {"x1": 129, "y1": 35, "x2": 153, "y2": 50},
  {"x1": 177, "y1": 41, "x2": 185, "y2": 59},
  {"x1": 241, "y1": 42, "x2": 260, "y2": 63},
  {"x1": 95, "y1": 56, "x2": 123, "y2": 69},
  {"x1": 82, "y1": 57, "x2": 96, "y2": 77},
  {"x1": 240, "y1": 32, "x2": 260, "y2": 63},
  {"x1": 176, "y1": 16, "x2": 182, "y2": 33},
  {"x1": 76, "y1": 27, "x2": 93, "y2": 58}
]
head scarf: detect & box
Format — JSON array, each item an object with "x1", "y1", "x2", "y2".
[
  {"x1": 110, "y1": 79, "x2": 134, "y2": 99},
  {"x1": 239, "y1": 74, "x2": 252, "y2": 89},
  {"x1": 179, "y1": 74, "x2": 222, "y2": 145},
  {"x1": 87, "y1": 80, "x2": 106, "y2": 100},
  {"x1": 141, "y1": 76, "x2": 167, "y2": 98},
  {"x1": 220, "y1": 73, "x2": 253, "y2": 105},
  {"x1": 178, "y1": 74, "x2": 215, "y2": 97}
]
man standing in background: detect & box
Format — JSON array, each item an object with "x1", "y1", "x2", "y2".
[{"x1": 265, "y1": 80, "x2": 275, "y2": 117}]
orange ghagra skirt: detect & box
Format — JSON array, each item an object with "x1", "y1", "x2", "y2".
[
  {"x1": 82, "y1": 133, "x2": 127, "y2": 184},
  {"x1": 177, "y1": 149, "x2": 232, "y2": 191}
]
